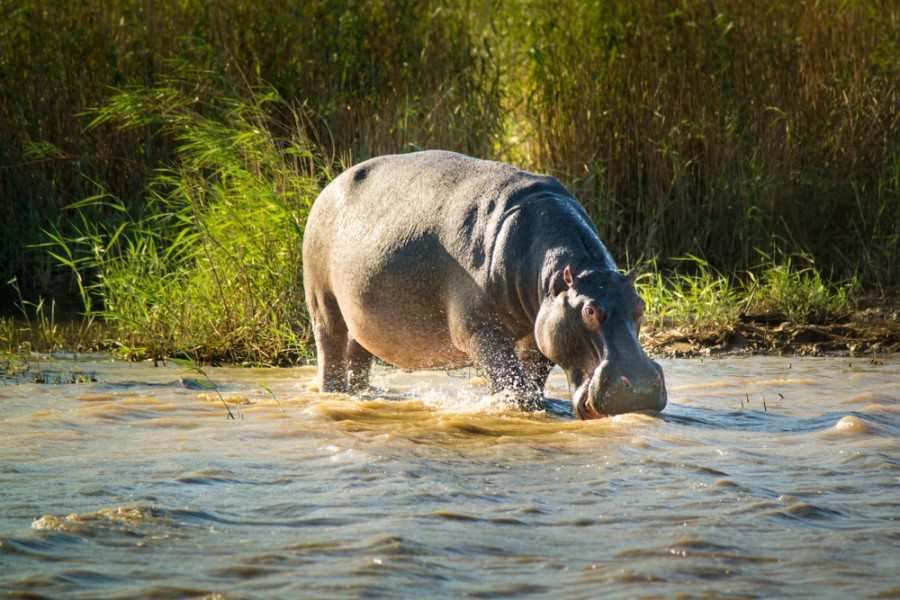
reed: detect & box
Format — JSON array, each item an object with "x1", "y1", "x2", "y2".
[
  {"x1": 45, "y1": 79, "x2": 328, "y2": 364},
  {"x1": 502, "y1": 0, "x2": 899, "y2": 284},
  {"x1": 0, "y1": 0, "x2": 502, "y2": 300}
]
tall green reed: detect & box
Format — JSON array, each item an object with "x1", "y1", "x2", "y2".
[
  {"x1": 501, "y1": 0, "x2": 899, "y2": 284},
  {"x1": 46, "y1": 79, "x2": 328, "y2": 364},
  {"x1": 1, "y1": 0, "x2": 503, "y2": 300}
]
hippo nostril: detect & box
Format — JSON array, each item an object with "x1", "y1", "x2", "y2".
[{"x1": 621, "y1": 375, "x2": 632, "y2": 388}]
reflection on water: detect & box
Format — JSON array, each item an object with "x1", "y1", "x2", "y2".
[{"x1": 1, "y1": 356, "x2": 898, "y2": 598}]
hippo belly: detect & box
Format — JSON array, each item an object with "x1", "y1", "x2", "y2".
[{"x1": 330, "y1": 232, "x2": 475, "y2": 370}]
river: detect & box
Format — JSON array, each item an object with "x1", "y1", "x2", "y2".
[{"x1": 1, "y1": 355, "x2": 898, "y2": 598}]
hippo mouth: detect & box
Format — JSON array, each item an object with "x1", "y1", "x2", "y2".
[
  {"x1": 573, "y1": 383, "x2": 607, "y2": 420},
  {"x1": 572, "y1": 360, "x2": 667, "y2": 419}
]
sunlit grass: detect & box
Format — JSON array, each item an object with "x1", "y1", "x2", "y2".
[
  {"x1": 637, "y1": 256, "x2": 741, "y2": 329},
  {"x1": 636, "y1": 253, "x2": 859, "y2": 331},
  {"x1": 744, "y1": 250, "x2": 860, "y2": 324},
  {"x1": 44, "y1": 81, "x2": 329, "y2": 365}
]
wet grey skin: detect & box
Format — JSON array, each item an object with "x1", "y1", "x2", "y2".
[{"x1": 302, "y1": 150, "x2": 667, "y2": 418}]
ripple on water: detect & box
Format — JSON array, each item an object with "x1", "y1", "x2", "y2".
[
  {"x1": 32, "y1": 505, "x2": 169, "y2": 536},
  {"x1": 0, "y1": 530, "x2": 83, "y2": 560},
  {"x1": 757, "y1": 500, "x2": 849, "y2": 525},
  {"x1": 174, "y1": 468, "x2": 245, "y2": 486},
  {"x1": 840, "y1": 391, "x2": 898, "y2": 405},
  {"x1": 2, "y1": 356, "x2": 898, "y2": 599},
  {"x1": 666, "y1": 537, "x2": 779, "y2": 564},
  {"x1": 422, "y1": 509, "x2": 529, "y2": 527},
  {"x1": 823, "y1": 415, "x2": 893, "y2": 438}
]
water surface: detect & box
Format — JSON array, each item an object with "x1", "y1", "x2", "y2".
[{"x1": 2, "y1": 356, "x2": 898, "y2": 598}]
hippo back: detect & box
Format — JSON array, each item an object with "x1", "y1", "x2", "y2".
[{"x1": 302, "y1": 150, "x2": 614, "y2": 369}]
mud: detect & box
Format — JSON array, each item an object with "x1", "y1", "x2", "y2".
[{"x1": 644, "y1": 301, "x2": 900, "y2": 358}]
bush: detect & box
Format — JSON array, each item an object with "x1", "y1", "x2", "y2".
[{"x1": 46, "y1": 80, "x2": 328, "y2": 364}]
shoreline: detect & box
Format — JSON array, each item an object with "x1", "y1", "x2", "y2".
[
  {"x1": 3, "y1": 301, "x2": 898, "y2": 368},
  {"x1": 643, "y1": 304, "x2": 900, "y2": 358}
]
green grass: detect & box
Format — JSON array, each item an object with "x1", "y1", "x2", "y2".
[
  {"x1": 636, "y1": 253, "x2": 860, "y2": 333},
  {"x1": 1, "y1": 276, "x2": 101, "y2": 359},
  {"x1": 637, "y1": 256, "x2": 742, "y2": 329},
  {"x1": 744, "y1": 250, "x2": 860, "y2": 324},
  {"x1": 43, "y1": 79, "x2": 329, "y2": 365}
]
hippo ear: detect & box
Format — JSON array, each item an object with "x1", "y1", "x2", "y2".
[
  {"x1": 549, "y1": 266, "x2": 575, "y2": 297},
  {"x1": 549, "y1": 271, "x2": 567, "y2": 297},
  {"x1": 626, "y1": 268, "x2": 639, "y2": 283},
  {"x1": 564, "y1": 266, "x2": 576, "y2": 289}
]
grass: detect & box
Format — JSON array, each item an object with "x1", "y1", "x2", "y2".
[
  {"x1": 43, "y1": 78, "x2": 329, "y2": 365},
  {"x1": 637, "y1": 256, "x2": 742, "y2": 330},
  {"x1": 1, "y1": 275, "x2": 104, "y2": 358},
  {"x1": 636, "y1": 253, "x2": 860, "y2": 333},
  {"x1": 744, "y1": 250, "x2": 861, "y2": 324}
]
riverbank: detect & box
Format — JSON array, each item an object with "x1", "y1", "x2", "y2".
[
  {"x1": 643, "y1": 298, "x2": 900, "y2": 358},
  {"x1": 3, "y1": 296, "x2": 898, "y2": 377}
]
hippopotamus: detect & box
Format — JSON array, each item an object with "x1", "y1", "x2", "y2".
[{"x1": 302, "y1": 151, "x2": 666, "y2": 418}]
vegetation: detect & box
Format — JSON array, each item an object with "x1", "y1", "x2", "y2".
[
  {"x1": 504, "y1": 0, "x2": 899, "y2": 283},
  {"x1": 1, "y1": 0, "x2": 897, "y2": 362},
  {"x1": 636, "y1": 253, "x2": 860, "y2": 330},
  {"x1": 43, "y1": 79, "x2": 327, "y2": 365}
]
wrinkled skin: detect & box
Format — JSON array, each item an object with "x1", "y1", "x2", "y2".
[
  {"x1": 302, "y1": 151, "x2": 667, "y2": 418},
  {"x1": 535, "y1": 268, "x2": 666, "y2": 418}
]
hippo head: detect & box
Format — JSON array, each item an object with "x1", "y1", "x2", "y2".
[{"x1": 535, "y1": 266, "x2": 667, "y2": 419}]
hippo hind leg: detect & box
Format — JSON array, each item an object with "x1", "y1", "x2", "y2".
[
  {"x1": 347, "y1": 336, "x2": 373, "y2": 393},
  {"x1": 468, "y1": 326, "x2": 543, "y2": 411},
  {"x1": 311, "y1": 295, "x2": 350, "y2": 393}
]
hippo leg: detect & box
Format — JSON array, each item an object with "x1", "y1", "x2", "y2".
[
  {"x1": 346, "y1": 336, "x2": 373, "y2": 393},
  {"x1": 467, "y1": 326, "x2": 542, "y2": 411},
  {"x1": 311, "y1": 296, "x2": 349, "y2": 393},
  {"x1": 517, "y1": 337, "x2": 553, "y2": 397}
]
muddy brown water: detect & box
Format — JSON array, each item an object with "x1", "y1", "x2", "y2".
[{"x1": 1, "y1": 356, "x2": 898, "y2": 598}]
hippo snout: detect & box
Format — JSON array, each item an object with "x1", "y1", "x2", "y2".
[{"x1": 579, "y1": 359, "x2": 667, "y2": 418}]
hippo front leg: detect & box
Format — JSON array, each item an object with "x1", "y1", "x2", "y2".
[
  {"x1": 517, "y1": 337, "x2": 554, "y2": 397},
  {"x1": 467, "y1": 326, "x2": 543, "y2": 411}
]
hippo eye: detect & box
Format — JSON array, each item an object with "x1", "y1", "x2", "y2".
[{"x1": 583, "y1": 304, "x2": 605, "y2": 324}]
